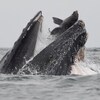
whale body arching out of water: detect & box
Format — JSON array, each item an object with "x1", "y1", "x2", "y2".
[{"x1": 0, "y1": 11, "x2": 97, "y2": 75}]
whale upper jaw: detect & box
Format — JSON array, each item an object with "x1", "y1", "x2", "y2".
[{"x1": 0, "y1": 11, "x2": 43, "y2": 74}]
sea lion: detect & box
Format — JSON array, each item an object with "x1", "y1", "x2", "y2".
[{"x1": 51, "y1": 11, "x2": 78, "y2": 37}]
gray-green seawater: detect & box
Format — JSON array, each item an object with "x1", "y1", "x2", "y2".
[{"x1": 0, "y1": 48, "x2": 100, "y2": 100}]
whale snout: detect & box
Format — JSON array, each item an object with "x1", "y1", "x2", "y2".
[{"x1": 72, "y1": 10, "x2": 79, "y2": 18}]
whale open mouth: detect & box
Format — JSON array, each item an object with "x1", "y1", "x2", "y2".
[{"x1": 0, "y1": 11, "x2": 88, "y2": 75}]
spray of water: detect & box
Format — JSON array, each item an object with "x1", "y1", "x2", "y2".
[{"x1": 71, "y1": 58, "x2": 100, "y2": 75}]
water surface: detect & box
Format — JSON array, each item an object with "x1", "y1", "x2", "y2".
[{"x1": 0, "y1": 48, "x2": 100, "y2": 100}]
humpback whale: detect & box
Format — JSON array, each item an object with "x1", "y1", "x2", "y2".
[{"x1": 0, "y1": 11, "x2": 89, "y2": 75}]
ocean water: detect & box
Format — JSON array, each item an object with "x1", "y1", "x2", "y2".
[{"x1": 0, "y1": 48, "x2": 100, "y2": 100}]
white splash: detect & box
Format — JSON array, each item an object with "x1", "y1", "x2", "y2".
[{"x1": 71, "y1": 60, "x2": 98, "y2": 76}]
